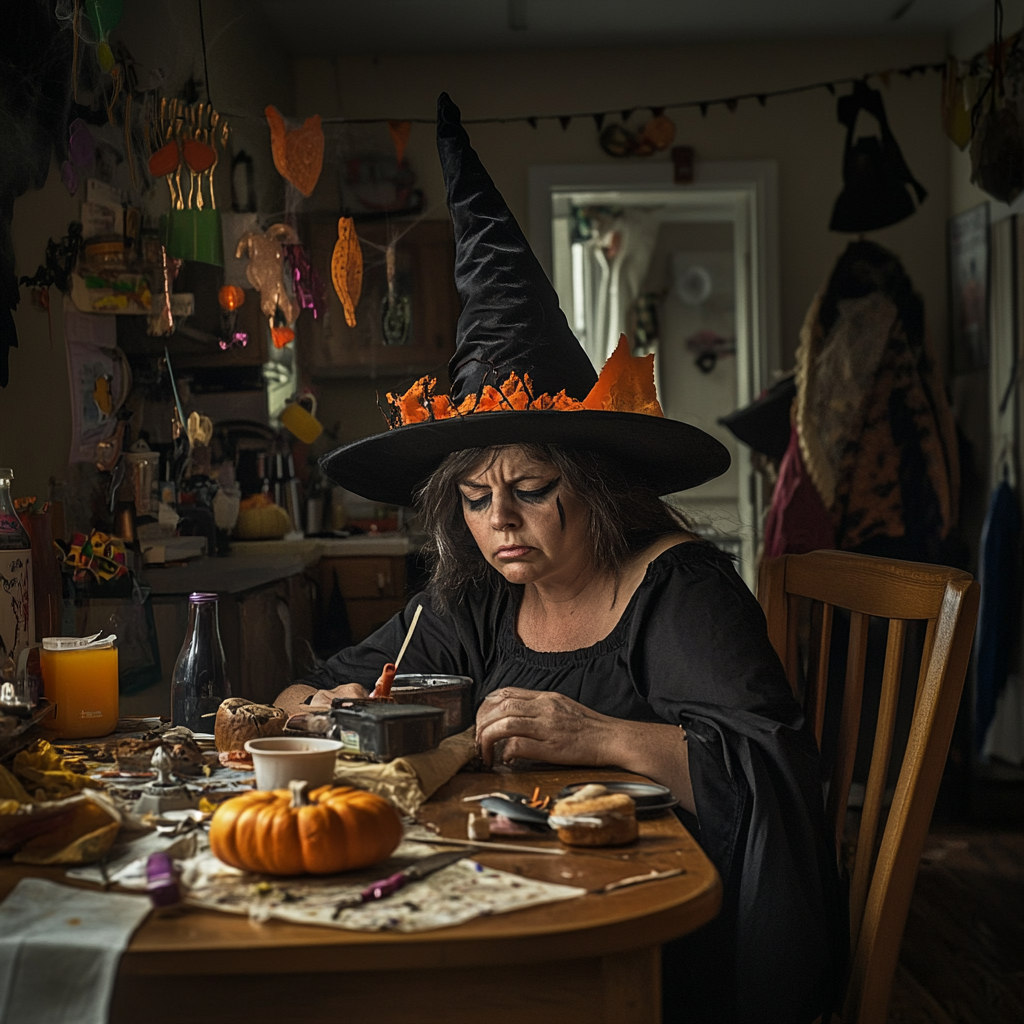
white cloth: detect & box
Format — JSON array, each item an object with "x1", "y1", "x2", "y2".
[
  {"x1": 983, "y1": 673, "x2": 1024, "y2": 765},
  {"x1": 0, "y1": 878, "x2": 150, "y2": 1024}
]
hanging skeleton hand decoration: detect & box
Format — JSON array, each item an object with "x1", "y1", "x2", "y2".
[
  {"x1": 331, "y1": 216, "x2": 363, "y2": 328},
  {"x1": 235, "y1": 224, "x2": 300, "y2": 342}
]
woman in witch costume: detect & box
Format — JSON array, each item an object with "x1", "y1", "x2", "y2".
[{"x1": 276, "y1": 95, "x2": 843, "y2": 1024}]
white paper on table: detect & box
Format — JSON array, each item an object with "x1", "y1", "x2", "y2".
[
  {"x1": 180, "y1": 839, "x2": 586, "y2": 933},
  {"x1": 0, "y1": 878, "x2": 150, "y2": 1024}
]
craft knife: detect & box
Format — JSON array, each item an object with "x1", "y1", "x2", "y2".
[{"x1": 331, "y1": 848, "x2": 475, "y2": 919}]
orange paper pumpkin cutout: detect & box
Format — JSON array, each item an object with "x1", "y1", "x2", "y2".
[
  {"x1": 266, "y1": 105, "x2": 324, "y2": 198},
  {"x1": 331, "y1": 217, "x2": 363, "y2": 328},
  {"x1": 388, "y1": 120, "x2": 412, "y2": 165}
]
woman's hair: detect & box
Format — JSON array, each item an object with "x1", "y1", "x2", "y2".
[{"x1": 415, "y1": 443, "x2": 690, "y2": 608}]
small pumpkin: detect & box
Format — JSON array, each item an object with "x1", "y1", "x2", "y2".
[
  {"x1": 214, "y1": 698, "x2": 287, "y2": 753},
  {"x1": 209, "y1": 781, "x2": 402, "y2": 875}
]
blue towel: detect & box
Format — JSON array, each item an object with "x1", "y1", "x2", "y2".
[{"x1": 975, "y1": 480, "x2": 1022, "y2": 752}]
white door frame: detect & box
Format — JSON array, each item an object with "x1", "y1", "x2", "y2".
[{"x1": 527, "y1": 160, "x2": 781, "y2": 585}]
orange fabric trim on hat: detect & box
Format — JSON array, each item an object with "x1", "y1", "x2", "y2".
[{"x1": 385, "y1": 335, "x2": 663, "y2": 427}]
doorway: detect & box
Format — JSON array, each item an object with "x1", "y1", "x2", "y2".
[{"x1": 529, "y1": 162, "x2": 779, "y2": 587}]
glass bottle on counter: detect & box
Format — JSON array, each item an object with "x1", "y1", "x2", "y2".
[
  {"x1": 171, "y1": 592, "x2": 230, "y2": 731},
  {"x1": 0, "y1": 469, "x2": 34, "y2": 666}
]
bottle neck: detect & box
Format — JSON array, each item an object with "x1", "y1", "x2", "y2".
[{"x1": 187, "y1": 600, "x2": 221, "y2": 639}]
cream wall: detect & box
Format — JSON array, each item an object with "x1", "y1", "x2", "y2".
[
  {"x1": 296, "y1": 33, "x2": 950, "y2": 378},
  {"x1": 0, "y1": 0, "x2": 291, "y2": 500}
]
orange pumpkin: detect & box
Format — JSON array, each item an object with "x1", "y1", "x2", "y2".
[{"x1": 209, "y1": 780, "x2": 402, "y2": 876}]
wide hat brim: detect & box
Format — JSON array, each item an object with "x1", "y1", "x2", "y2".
[{"x1": 320, "y1": 410, "x2": 731, "y2": 507}]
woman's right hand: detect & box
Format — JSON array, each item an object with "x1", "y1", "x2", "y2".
[{"x1": 308, "y1": 682, "x2": 371, "y2": 708}]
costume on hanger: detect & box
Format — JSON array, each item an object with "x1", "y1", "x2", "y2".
[{"x1": 762, "y1": 241, "x2": 959, "y2": 562}]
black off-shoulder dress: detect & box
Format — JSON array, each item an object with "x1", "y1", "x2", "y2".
[{"x1": 306, "y1": 541, "x2": 845, "y2": 1024}]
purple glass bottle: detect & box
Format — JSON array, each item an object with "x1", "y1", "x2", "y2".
[{"x1": 171, "y1": 592, "x2": 230, "y2": 731}]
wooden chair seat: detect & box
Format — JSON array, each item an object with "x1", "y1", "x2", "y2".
[{"x1": 758, "y1": 550, "x2": 979, "y2": 1024}]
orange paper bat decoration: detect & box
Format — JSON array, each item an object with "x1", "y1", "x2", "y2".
[
  {"x1": 266, "y1": 105, "x2": 324, "y2": 198},
  {"x1": 331, "y1": 217, "x2": 363, "y2": 328}
]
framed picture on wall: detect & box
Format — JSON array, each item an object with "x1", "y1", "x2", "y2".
[{"x1": 949, "y1": 203, "x2": 990, "y2": 375}]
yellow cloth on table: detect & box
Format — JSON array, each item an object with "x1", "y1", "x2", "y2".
[{"x1": 332, "y1": 727, "x2": 477, "y2": 816}]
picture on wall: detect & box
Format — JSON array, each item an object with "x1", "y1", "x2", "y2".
[{"x1": 949, "y1": 203, "x2": 990, "y2": 374}]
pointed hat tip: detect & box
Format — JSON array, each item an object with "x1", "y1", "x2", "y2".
[{"x1": 437, "y1": 92, "x2": 460, "y2": 123}]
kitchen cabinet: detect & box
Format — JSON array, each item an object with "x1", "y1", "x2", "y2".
[
  {"x1": 319, "y1": 554, "x2": 409, "y2": 644},
  {"x1": 298, "y1": 216, "x2": 460, "y2": 378}
]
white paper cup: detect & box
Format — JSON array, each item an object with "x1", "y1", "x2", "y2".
[{"x1": 244, "y1": 737, "x2": 342, "y2": 791}]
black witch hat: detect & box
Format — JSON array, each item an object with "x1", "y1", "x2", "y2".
[
  {"x1": 718, "y1": 374, "x2": 796, "y2": 463},
  {"x1": 320, "y1": 94, "x2": 730, "y2": 507}
]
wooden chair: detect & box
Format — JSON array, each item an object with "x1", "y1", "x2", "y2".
[{"x1": 757, "y1": 550, "x2": 979, "y2": 1024}]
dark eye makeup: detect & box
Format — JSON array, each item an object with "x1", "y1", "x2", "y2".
[{"x1": 460, "y1": 477, "x2": 560, "y2": 512}]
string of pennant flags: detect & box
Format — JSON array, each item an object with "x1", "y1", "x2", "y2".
[
  {"x1": 219, "y1": 60, "x2": 948, "y2": 133},
  {"x1": 306, "y1": 61, "x2": 948, "y2": 129}
]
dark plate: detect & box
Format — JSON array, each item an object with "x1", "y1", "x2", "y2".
[{"x1": 556, "y1": 781, "x2": 679, "y2": 820}]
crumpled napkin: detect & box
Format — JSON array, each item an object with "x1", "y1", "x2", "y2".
[
  {"x1": 0, "y1": 878, "x2": 150, "y2": 1024},
  {"x1": 332, "y1": 726, "x2": 477, "y2": 815}
]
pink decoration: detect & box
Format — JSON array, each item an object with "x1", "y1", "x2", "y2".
[{"x1": 285, "y1": 244, "x2": 327, "y2": 320}]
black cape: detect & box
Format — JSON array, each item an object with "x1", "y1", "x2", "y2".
[{"x1": 307, "y1": 542, "x2": 845, "y2": 1023}]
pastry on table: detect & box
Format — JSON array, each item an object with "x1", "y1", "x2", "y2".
[{"x1": 549, "y1": 784, "x2": 638, "y2": 847}]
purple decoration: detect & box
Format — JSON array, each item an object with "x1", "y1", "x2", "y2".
[
  {"x1": 68, "y1": 119, "x2": 95, "y2": 167},
  {"x1": 285, "y1": 244, "x2": 327, "y2": 320},
  {"x1": 60, "y1": 160, "x2": 78, "y2": 195},
  {"x1": 219, "y1": 331, "x2": 249, "y2": 351}
]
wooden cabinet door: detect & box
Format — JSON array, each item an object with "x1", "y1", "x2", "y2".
[{"x1": 298, "y1": 217, "x2": 459, "y2": 379}]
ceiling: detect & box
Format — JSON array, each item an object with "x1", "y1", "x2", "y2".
[{"x1": 257, "y1": 0, "x2": 985, "y2": 57}]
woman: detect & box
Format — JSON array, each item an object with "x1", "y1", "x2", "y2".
[{"x1": 278, "y1": 94, "x2": 843, "y2": 1024}]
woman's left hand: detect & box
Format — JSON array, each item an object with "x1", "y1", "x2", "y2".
[{"x1": 475, "y1": 687, "x2": 614, "y2": 767}]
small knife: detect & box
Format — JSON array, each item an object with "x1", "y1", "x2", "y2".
[{"x1": 331, "y1": 848, "x2": 475, "y2": 919}]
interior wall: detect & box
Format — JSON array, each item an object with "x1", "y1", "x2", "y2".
[
  {"x1": 0, "y1": 0, "x2": 292, "y2": 500},
  {"x1": 296, "y1": 32, "x2": 950, "y2": 400}
]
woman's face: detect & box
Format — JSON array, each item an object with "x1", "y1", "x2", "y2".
[{"x1": 458, "y1": 448, "x2": 590, "y2": 587}]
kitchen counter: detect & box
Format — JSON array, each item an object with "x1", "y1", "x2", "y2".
[{"x1": 144, "y1": 534, "x2": 426, "y2": 596}]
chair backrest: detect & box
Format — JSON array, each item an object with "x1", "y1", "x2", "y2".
[{"x1": 757, "y1": 550, "x2": 979, "y2": 1024}]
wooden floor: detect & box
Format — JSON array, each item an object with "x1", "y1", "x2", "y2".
[{"x1": 887, "y1": 827, "x2": 1024, "y2": 1024}]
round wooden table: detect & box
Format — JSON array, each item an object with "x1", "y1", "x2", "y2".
[{"x1": 5, "y1": 769, "x2": 721, "y2": 1024}]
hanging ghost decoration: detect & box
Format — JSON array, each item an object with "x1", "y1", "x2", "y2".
[{"x1": 235, "y1": 223, "x2": 300, "y2": 334}]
